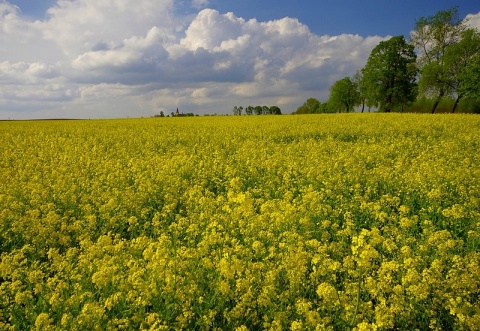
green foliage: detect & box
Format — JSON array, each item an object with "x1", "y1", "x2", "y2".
[
  {"x1": 329, "y1": 77, "x2": 361, "y2": 112},
  {"x1": 456, "y1": 30, "x2": 480, "y2": 102},
  {"x1": 411, "y1": 6, "x2": 467, "y2": 113},
  {"x1": 411, "y1": 6, "x2": 465, "y2": 64},
  {"x1": 245, "y1": 106, "x2": 254, "y2": 115},
  {"x1": 234, "y1": 105, "x2": 282, "y2": 115},
  {"x1": 270, "y1": 106, "x2": 282, "y2": 115},
  {"x1": 361, "y1": 35, "x2": 417, "y2": 112},
  {"x1": 295, "y1": 98, "x2": 334, "y2": 114},
  {"x1": 233, "y1": 106, "x2": 244, "y2": 116},
  {"x1": 296, "y1": 98, "x2": 321, "y2": 114}
]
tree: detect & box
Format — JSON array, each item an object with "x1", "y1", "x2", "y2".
[
  {"x1": 443, "y1": 28, "x2": 480, "y2": 112},
  {"x1": 269, "y1": 106, "x2": 282, "y2": 115},
  {"x1": 262, "y1": 106, "x2": 270, "y2": 115},
  {"x1": 354, "y1": 70, "x2": 377, "y2": 113},
  {"x1": 329, "y1": 77, "x2": 361, "y2": 112},
  {"x1": 410, "y1": 6, "x2": 466, "y2": 113},
  {"x1": 295, "y1": 98, "x2": 321, "y2": 114},
  {"x1": 458, "y1": 51, "x2": 480, "y2": 102},
  {"x1": 245, "y1": 105, "x2": 254, "y2": 115},
  {"x1": 362, "y1": 35, "x2": 417, "y2": 112},
  {"x1": 254, "y1": 106, "x2": 263, "y2": 115},
  {"x1": 232, "y1": 106, "x2": 243, "y2": 115}
]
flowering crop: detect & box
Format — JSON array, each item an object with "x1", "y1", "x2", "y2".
[{"x1": 1, "y1": 114, "x2": 479, "y2": 330}]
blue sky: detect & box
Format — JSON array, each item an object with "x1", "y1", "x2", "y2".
[
  {"x1": 10, "y1": 0, "x2": 478, "y2": 36},
  {"x1": 210, "y1": 0, "x2": 480, "y2": 36},
  {"x1": 1, "y1": 0, "x2": 479, "y2": 119}
]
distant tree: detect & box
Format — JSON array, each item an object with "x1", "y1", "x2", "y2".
[
  {"x1": 233, "y1": 106, "x2": 243, "y2": 115},
  {"x1": 362, "y1": 35, "x2": 417, "y2": 112},
  {"x1": 354, "y1": 70, "x2": 376, "y2": 112},
  {"x1": 270, "y1": 106, "x2": 282, "y2": 115},
  {"x1": 245, "y1": 105, "x2": 254, "y2": 115},
  {"x1": 410, "y1": 6, "x2": 466, "y2": 113},
  {"x1": 262, "y1": 106, "x2": 270, "y2": 115},
  {"x1": 295, "y1": 98, "x2": 321, "y2": 114},
  {"x1": 320, "y1": 101, "x2": 336, "y2": 113},
  {"x1": 329, "y1": 77, "x2": 361, "y2": 112},
  {"x1": 254, "y1": 106, "x2": 263, "y2": 115},
  {"x1": 160, "y1": 111, "x2": 165, "y2": 117}
]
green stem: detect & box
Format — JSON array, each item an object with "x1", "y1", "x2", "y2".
[{"x1": 349, "y1": 278, "x2": 362, "y2": 329}]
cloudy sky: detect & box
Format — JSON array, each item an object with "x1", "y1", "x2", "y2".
[{"x1": 1, "y1": 1, "x2": 479, "y2": 119}]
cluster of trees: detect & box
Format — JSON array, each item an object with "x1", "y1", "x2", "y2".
[
  {"x1": 233, "y1": 105, "x2": 282, "y2": 115},
  {"x1": 296, "y1": 7, "x2": 480, "y2": 114},
  {"x1": 295, "y1": 98, "x2": 335, "y2": 114},
  {"x1": 153, "y1": 110, "x2": 196, "y2": 117}
]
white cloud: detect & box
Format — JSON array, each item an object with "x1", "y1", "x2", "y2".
[
  {"x1": 39, "y1": 0, "x2": 177, "y2": 57},
  {"x1": 72, "y1": 27, "x2": 165, "y2": 71},
  {"x1": 466, "y1": 11, "x2": 480, "y2": 30},
  {"x1": 0, "y1": 1, "x2": 391, "y2": 118}
]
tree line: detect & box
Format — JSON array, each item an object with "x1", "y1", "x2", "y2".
[
  {"x1": 296, "y1": 7, "x2": 480, "y2": 114},
  {"x1": 233, "y1": 105, "x2": 282, "y2": 115}
]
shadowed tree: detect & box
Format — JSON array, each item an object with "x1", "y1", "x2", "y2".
[{"x1": 269, "y1": 106, "x2": 282, "y2": 115}]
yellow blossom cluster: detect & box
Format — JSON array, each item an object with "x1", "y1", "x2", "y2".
[{"x1": 1, "y1": 114, "x2": 479, "y2": 330}]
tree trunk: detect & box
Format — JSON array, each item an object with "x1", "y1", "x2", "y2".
[
  {"x1": 452, "y1": 95, "x2": 461, "y2": 113},
  {"x1": 361, "y1": 101, "x2": 365, "y2": 113},
  {"x1": 431, "y1": 90, "x2": 444, "y2": 114}
]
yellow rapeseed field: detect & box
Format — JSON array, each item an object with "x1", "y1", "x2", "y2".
[{"x1": 1, "y1": 114, "x2": 479, "y2": 330}]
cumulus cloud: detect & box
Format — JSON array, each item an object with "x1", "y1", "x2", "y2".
[
  {"x1": 1, "y1": 1, "x2": 392, "y2": 118},
  {"x1": 466, "y1": 11, "x2": 480, "y2": 29}
]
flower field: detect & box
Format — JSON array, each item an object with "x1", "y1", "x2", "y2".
[{"x1": 1, "y1": 114, "x2": 479, "y2": 330}]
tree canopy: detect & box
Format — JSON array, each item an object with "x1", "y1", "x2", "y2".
[
  {"x1": 361, "y1": 35, "x2": 418, "y2": 112},
  {"x1": 411, "y1": 6, "x2": 467, "y2": 113},
  {"x1": 329, "y1": 77, "x2": 361, "y2": 113}
]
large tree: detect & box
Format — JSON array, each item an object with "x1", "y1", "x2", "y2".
[
  {"x1": 443, "y1": 28, "x2": 480, "y2": 112},
  {"x1": 458, "y1": 51, "x2": 480, "y2": 102},
  {"x1": 329, "y1": 77, "x2": 361, "y2": 113},
  {"x1": 361, "y1": 35, "x2": 418, "y2": 112},
  {"x1": 410, "y1": 6, "x2": 466, "y2": 113}
]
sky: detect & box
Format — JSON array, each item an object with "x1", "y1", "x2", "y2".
[{"x1": 1, "y1": 1, "x2": 479, "y2": 119}]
